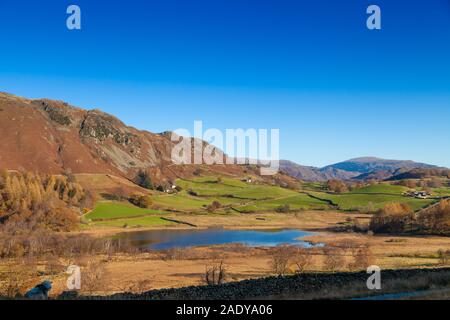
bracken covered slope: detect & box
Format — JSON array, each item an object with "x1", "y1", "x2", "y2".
[
  {"x1": 0, "y1": 92, "x2": 296, "y2": 186},
  {"x1": 0, "y1": 92, "x2": 194, "y2": 178}
]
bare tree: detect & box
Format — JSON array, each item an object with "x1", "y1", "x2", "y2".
[
  {"x1": 292, "y1": 248, "x2": 312, "y2": 273},
  {"x1": 349, "y1": 246, "x2": 374, "y2": 271},
  {"x1": 269, "y1": 246, "x2": 292, "y2": 276},
  {"x1": 203, "y1": 260, "x2": 227, "y2": 285},
  {"x1": 323, "y1": 247, "x2": 346, "y2": 272},
  {"x1": 81, "y1": 259, "x2": 109, "y2": 294},
  {"x1": 437, "y1": 249, "x2": 450, "y2": 266}
]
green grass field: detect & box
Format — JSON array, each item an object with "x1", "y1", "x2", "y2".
[
  {"x1": 86, "y1": 202, "x2": 167, "y2": 220},
  {"x1": 429, "y1": 187, "x2": 450, "y2": 197},
  {"x1": 309, "y1": 191, "x2": 435, "y2": 211},
  {"x1": 91, "y1": 216, "x2": 174, "y2": 227},
  {"x1": 153, "y1": 180, "x2": 440, "y2": 213},
  {"x1": 350, "y1": 183, "x2": 409, "y2": 195},
  {"x1": 235, "y1": 194, "x2": 330, "y2": 213},
  {"x1": 177, "y1": 177, "x2": 297, "y2": 199},
  {"x1": 301, "y1": 182, "x2": 327, "y2": 192},
  {"x1": 152, "y1": 192, "x2": 244, "y2": 211},
  {"x1": 157, "y1": 177, "x2": 308, "y2": 212},
  {"x1": 86, "y1": 179, "x2": 445, "y2": 226}
]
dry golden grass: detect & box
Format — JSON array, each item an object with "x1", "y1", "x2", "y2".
[{"x1": 2, "y1": 210, "x2": 450, "y2": 298}]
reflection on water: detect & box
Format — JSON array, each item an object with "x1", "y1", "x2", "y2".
[{"x1": 117, "y1": 228, "x2": 316, "y2": 250}]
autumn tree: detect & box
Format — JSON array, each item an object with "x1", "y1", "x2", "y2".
[
  {"x1": 326, "y1": 179, "x2": 348, "y2": 193},
  {"x1": 416, "y1": 199, "x2": 450, "y2": 235},
  {"x1": 400, "y1": 180, "x2": 417, "y2": 188},
  {"x1": 129, "y1": 194, "x2": 152, "y2": 208},
  {"x1": 369, "y1": 203, "x2": 414, "y2": 234},
  {"x1": 206, "y1": 201, "x2": 222, "y2": 213},
  {"x1": 0, "y1": 171, "x2": 85, "y2": 232},
  {"x1": 428, "y1": 178, "x2": 443, "y2": 188},
  {"x1": 269, "y1": 246, "x2": 292, "y2": 276}
]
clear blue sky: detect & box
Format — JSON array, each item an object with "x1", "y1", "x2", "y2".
[{"x1": 1, "y1": 0, "x2": 449, "y2": 167}]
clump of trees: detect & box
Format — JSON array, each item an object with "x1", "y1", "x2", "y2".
[
  {"x1": 128, "y1": 194, "x2": 152, "y2": 208},
  {"x1": 398, "y1": 178, "x2": 444, "y2": 189},
  {"x1": 0, "y1": 170, "x2": 93, "y2": 232},
  {"x1": 268, "y1": 243, "x2": 374, "y2": 275},
  {"x1": 103, "y1": 186, "x2": 128, "y2": 201},
  {"x1": 135, "y1": 170, "x2": 153, "y2": 190},
  {"x1": 206, "y1": 201, "x2": 222, "y2": 213},
  {"x1": 0, "y1": 232, "x2": 138, "y2": 260},
  {"x1": 275, "y1": 204, "x2": 290, "y2": 213},
  {"x1": 416, "y1": 199, "x2": 450, "y2": 235},
  {"x1": 269, "y1": 246, "x2": 312, "y2": 276},
  {"x1": 326, "y1": 179, "x2": 348, "y2": 193},
  {"x1": 0, "y1": 233, "x2": 139, "y2": 297},
  {"x1": 370, "y1": 200, "x2": 450, "y2": 236},
  {"x1": 393, "y1": 168, "x2": 450, "y2": 180},
  {"x1": 369, "y1": 203, "x2": 414, "y2": 234}
]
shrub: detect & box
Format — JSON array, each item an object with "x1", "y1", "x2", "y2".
[
  {"x1": 275, "y1": 204, "x2": 290, "y2": 213},
  {"x1": 206, "y1": 201, "x2": 221, "y2": 213},
  {"x1": 129, "y1": 194, "x2": 152, "y2": 208},
  {"x1": 81, "y1": 259, "x2": 109, "y2": 294},
  {"x1": 187, "y1": 189, "x2": 198, "y2": 196}
]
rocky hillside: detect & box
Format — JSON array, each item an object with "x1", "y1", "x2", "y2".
[
  {"x1": 0, "y1": 92, "x2": 296, "y2": 186},
  {"x1": 0, "y1": 92, "x2": 178, "y2": 178}
]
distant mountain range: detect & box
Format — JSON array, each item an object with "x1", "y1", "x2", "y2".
[{"x1": 279, "y1": 157, "x2": 441, "y2": 182}]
